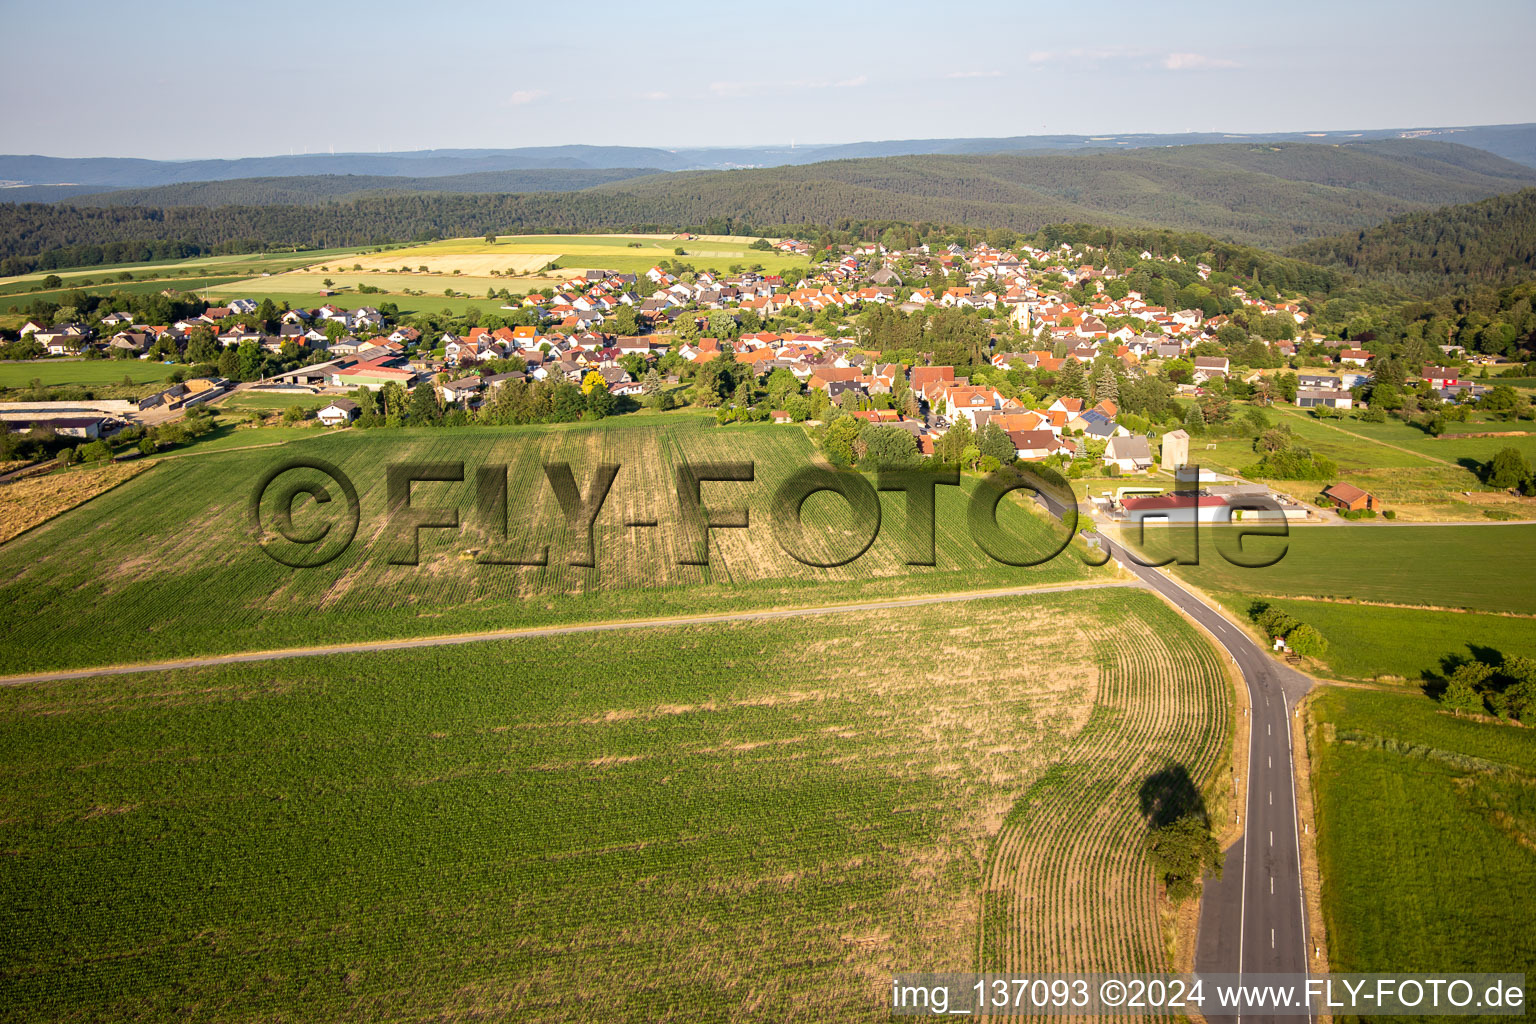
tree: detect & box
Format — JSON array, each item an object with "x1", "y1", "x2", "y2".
[
  {"x1": 1484, "y1": 447, "x2": 1534, "y2": 491},
  {"x1": 934, "y1": 416, "x2": 973, "y2": 463},
  {"x1": 1285, "y1": 623, "x2": 1328, "y2": 658},
  {"x1": 1092, "y1": 363, "x2": 1120, "y2": 404},
  {"x1": 1440, "y1": 662, "x2": 1493, "y2": 714},
  {"x1": 581, "y1": 370, "x2": 607, "y2": 396},
  {"x1": 1056, "y1": 359, "x2": 1089, "y2": 400},
  {"x1": 217, "y1": 346, "x2": 239, "y2": 379},
  {"x1": 608, "y1": 304, "x2": 640, "y2": 336},
  {"x1": 977, "y1": 421, "x2": 1017, "y2": 465},
  {"x1": 821, "y1": 414, "x2": 862, "y2": 466},
  {"x1": 1145, "y1": 813, "x2": 1222, "y2": 903},
  {"x1": 585, "y1": 384, "x2": 614, "y2": 419},
  {"x1": 408, "y1": 383, "x2": 442, "y2": 425},
  {"x1": 1183, "y1": 403, "x2": 1207, "y2": 434},
  {"x1": 860, "y1": 424, "x2": 920, "y2": 467},
  {"x1": 236, "y1": 341, "x2": 263, "y2": 382}
]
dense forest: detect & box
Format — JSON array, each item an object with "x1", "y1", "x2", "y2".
[
  {"x1": 3, "y1": 141, "x2": 1533, "y2": 276},
  {"x1": 1291, "y1": 188, "x2": 1536, "y2": 291},
  {"x1": 59, "y1": 168, "x2": 664, "y2": 208}
]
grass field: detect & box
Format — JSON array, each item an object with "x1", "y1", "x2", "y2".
[
  {"x1": 0, "y1": 359, "x2": 176, "y2": 389},
  {"x1": 1121, "y1": 524, "x2": 1536, "y2": 615},
  {"x1": 1210, "y1": 594, "x2": 1536, "y2": 683},
  {"x1": 0, "y1": 248, "x2": 372, "y2": 293},
  {"x1": 0, "y1": 418, "x2": 1102, "y2": 673},
  {"x1": 0, "y1": 587, "x2": 1232, "y2": 1021},
  {"x1": 1309, "y1": 688, "x2": 1536, "y2": 993},
  {"x1": 1186, "y1": 409, "x2": 1536, "y2": 520}
]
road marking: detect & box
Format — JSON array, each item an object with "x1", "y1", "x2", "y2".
[
  {"x1": 1269, "y1": 791, "x2": 1273, "y2": 806},
  {"x1": 1270, "y1": 830, "x2": 1273, "y2": 847},
  {"x1": 1270, "y1": 876, "x2": 1274, "y2": 895},
  {"x1": 1271, "y1": 928, "x2": 1276, "y2": 950}
]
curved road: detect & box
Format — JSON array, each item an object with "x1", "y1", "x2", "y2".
[{"x1": 1030, "y1": 489, "x2": 1316, "y2": 1022}]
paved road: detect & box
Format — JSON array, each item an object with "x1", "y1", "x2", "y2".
[
  {"x1": 0, "y1": 579, "x2": 1138, "y2": 687},
  {"x1": 1030, "y1": 489, "x2": 1315, "y2": 1022}
]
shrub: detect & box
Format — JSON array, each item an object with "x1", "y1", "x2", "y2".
[{"x1": 1382, "y1": 509, "x2": 1396, "y2": 520}]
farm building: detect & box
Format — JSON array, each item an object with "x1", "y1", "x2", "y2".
[
  {"x1": 1295, "y1": 389, "x2": 1353, "y2": 410},
  {"x1": 1118, "y1": 493, "x2": 1231, "y2": 524},
  {"x1": 316, "y1": 399, "x2": 359, "y2": 427},
  {"x1": 1321, "y1": 483, "x2": 1378, "y2": 512}
]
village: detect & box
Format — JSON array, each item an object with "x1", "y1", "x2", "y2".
[{"x1": 2, "y1": 235, "x2": 1517, "y2": 524}]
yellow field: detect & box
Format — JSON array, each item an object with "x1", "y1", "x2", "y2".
[{"x1": 328, "y1": 251, "x2": 564, "y2": 277}]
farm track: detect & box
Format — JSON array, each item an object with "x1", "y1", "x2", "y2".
[{"x1": 0, "y1": 579, "x2": 1139, "y2": 687}]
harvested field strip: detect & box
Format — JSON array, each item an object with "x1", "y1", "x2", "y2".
[
  {"x1": 0, "y1": 460, "x2": 154, "y2": 544},
  {"x1": 979, "y1": 592, "x2": 1233, "y2": 974}
]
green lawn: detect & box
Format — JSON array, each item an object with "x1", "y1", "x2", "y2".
[
  {"x1": 1310, "y1": 688, "x2": 1536, "y2": 993},
  {"x1": 1213, "y1": 593, "x2": 1536, "y2": 682},
  {"x1": 0, "y1": 587, "x2": 1224, "y2": 1021},
  {"x1": 215, "y1": 391, "x2": 329, "y2": 411},
  {"x1": 1127, "y1": 524, "x2": 1536, "y2": 615},
  {"x1": 0, "y1": 359, "x2": 177, "y2": 389},
  {"x1": 0, "y1": 419, "x2": 1102, "y2": 673}
]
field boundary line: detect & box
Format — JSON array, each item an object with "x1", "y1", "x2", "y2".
[{"x1": 0, "y1": 579, "x2": 1140, "y2": 686}]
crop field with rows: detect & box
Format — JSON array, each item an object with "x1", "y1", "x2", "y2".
[
  {"x1": 0, "y1": 587, "x2": 1232, "y2": 1022},
  {"x1": 0, "y1": 418, "x2": 1102, "y2": 673},
  {"x1": 979, "y1": 594, "x2": 1234, "y2": 974}
]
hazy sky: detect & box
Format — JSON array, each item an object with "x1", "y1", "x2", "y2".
[{"x1": 4, "y1": 0, "x2": 1534, "y2": 160}]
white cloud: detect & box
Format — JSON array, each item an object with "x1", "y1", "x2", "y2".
[
  {"x1": 946, "y1": 70, "x2": 1003, "y2": 79},
  {"x1": 1161, "y1": 52, "x2": 1239, "y2": 70},
  {"x1": 639, "y1": 91, "x2": 669, "y2": 101},
  {"x1": 506, "y1": 89, "x2": 549, "y2": 106},
  {"x1": 835, "y1": 74, "x2": 868, "y2": 88}
]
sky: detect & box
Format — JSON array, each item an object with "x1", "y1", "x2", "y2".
[{"x1": 3, "y1": 0, "x2": 1534, "y2": 160}]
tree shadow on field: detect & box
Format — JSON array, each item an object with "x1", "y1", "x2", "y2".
[{"x1": 1138, "y1": 763, "x2": 1208, "y2": 829}]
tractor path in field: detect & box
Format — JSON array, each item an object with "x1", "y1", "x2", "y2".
[
  {"x1": 1275, "y1": 408, "x2": 1453, "y2": 467},
  {"x1": 0, "y1": 578, "x2": 1139, "y2": 686}
]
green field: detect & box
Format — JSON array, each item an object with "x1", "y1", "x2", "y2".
[
  {"x1": 1214, "y1": 595, "x2": 1536, "y2": 682},
  {"x1": 1184, "y1": 409, "x2": 1536, "y2": 519},
  {"x1": 1122, "y1": 524, "x2": 1536, "y2": 615},
  {"x1": 0, "y1": 359, "x2": 177, "y2": 389},
  {"x1": 0, "y1": 248, "x2": 372, "y2": 294},
  {"x1": 1310, "y1": 688, "x2": 1536, "y2": 992},
  {"x1": 0, "y1": 419, "x2": 1101, "y2": 673},
  {"x1": 215, "y1": 390, "x2": 330, "y2": 411},
  {"x1": 0, "y1": 587, "x2": 1232, "y2": 1021}
]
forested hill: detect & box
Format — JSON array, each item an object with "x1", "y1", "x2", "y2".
[
  {"x1": 1289, "y1": 188, "x2": 1536, "y2": 291},
  {"x1": 2, "y1": 140, "x2": 1534, "y2": 275},
  {"x1": 59, "y1": 168, "x2": 664, "y2": 207},
  {"x1": 590, "y1": 140, "x2": 1536, "y2": 248}
]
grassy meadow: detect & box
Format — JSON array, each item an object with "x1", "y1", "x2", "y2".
[
  {"x1": 1309, "y1": 687, "x2": 1536, "y2": 992},
  {"x1": 1214, "y1": 595, "x2": 1535, "y2": 683},
  {"x1": 0, "y1": 359, "x2": 177, "y2": 389},
  {"x1": 1122, "y1": 523, "x2": 1536, "y2": 615},
  {"x1": 0, "y1": 418, "x2": 1102, "y2": 673},
  {"x1": 1186, "y1": 408, "x2": 1536, "y2": 520},
  {"x1": 0, "y1": 587, "x2": 1232, "y2": 1022}
]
